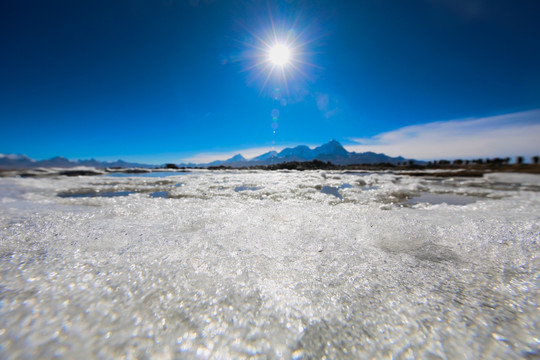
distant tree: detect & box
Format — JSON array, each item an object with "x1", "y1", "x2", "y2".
[
  {"x1": 464, "y1": 160, "x2": 470, "y2": 165},
  {"x1": 516, "y1": 156, "x2": 524, "y2": 164},
  {"x1": 165, "y1": 163, "x2": 179, "y2": 169},
  {"x1": 408, "y1": 160, "x2": 414, "y2": 166},
  {"x1": 533, "y1": 156, "x2": 539, "y2": 164},
  {"x1": 439, "y1": 160, "x2": 450, "y2": 165},
  {"x1": 453, "y1": 159, "x2": 463, "y2": 165}
]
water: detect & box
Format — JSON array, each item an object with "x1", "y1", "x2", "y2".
[
  {"x1": 149, "y1": 191, "x2": 169, "y2": 198},
  {"x1": 106, "y1": 171, "x2": 191, "y2": 178},
  {"x1": 320, "y1": 183, "x2": 354, "y2": 199},
  {"x1": 320, "y1": 185, "x2": 343, "y2": 199},
  {"x1": 408, "y1": 192, "x2": 482, "y2": 205},
  {"x1": 57, "y1": 190, "x2": 136, "y2": 198},
  {"x1": 1, "y1": 170, "x2": 539, "y2": 359}
]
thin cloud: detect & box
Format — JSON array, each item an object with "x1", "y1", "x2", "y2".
[{"x1": 347, "y1": 110, "x2": 540, "y2": 160}]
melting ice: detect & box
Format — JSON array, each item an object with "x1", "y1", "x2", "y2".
[{"x1": 0, "y1": 170, "x2": 539, "y2": 359}]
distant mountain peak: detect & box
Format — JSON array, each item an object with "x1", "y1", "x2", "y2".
[
  {"x1": 225, "y1": 154, "x2": 246, "y2": 162},
  {"x1": 252, "y1": 151, "x2": 278, "y2": 162},
  {"x1": 313, "y1": 140, "x2": 349, "y2": 157}
]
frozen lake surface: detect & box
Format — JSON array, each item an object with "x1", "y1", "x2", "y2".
[{"x1": 1, "y1": 170, "x2": 539, "y2": 359}]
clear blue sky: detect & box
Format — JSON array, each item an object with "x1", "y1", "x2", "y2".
[{"x1": 1, "y1": 0, "x2": 539, "y2": 164}]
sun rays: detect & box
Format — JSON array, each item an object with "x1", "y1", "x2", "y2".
[{"x1": 236, "y1": 10, "x2": 322, "y2": 97}]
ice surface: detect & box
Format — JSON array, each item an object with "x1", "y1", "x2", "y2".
[{"x1": 0, "y1": 171, "x2": 539, "y2": 359}]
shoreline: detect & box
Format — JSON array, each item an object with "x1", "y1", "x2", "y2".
[{"x1": 1, "y1": 162, "x2": 539, "y2": 178}]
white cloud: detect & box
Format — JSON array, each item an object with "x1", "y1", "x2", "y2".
[{"x1": 347, "y1": 109, "x2": 540, "y2": 160}]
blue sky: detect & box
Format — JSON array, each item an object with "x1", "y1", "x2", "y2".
[{"x1": 1, "y1": 0, "x2": 539, "y2": 164}]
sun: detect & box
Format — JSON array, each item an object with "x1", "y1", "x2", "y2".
[
  {"x1": 268, "y1": 44, "x2": 291, "y2": 66},
  {"x1": 236, "y1": 11, "x2": 321, "y2": 97}
]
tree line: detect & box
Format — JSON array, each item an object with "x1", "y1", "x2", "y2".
[{"x1": 421, "y1": 156, "x2": 539, "y2": 166}]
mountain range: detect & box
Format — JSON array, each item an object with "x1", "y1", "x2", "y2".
[
  {"x1": 0, "y1": 154, "x2": 154, "y2": 170},
  {"x1": 189, "y1": 140, "x2": 414, "y2": 167},
  {"x1": 1, "y1": 140, "x2": 417, "y2": 170}
]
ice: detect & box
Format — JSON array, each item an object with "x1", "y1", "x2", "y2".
[{"x1": 0, "y1": 170, "x2": 539, "y2": 359}]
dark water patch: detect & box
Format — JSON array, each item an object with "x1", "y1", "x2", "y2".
[
  {"x1": 59, "y1": 170, "x2": 104, "y2": 176},
  {"x1": 344, "y1": 171, "x2": 394, "y2": 176},
  {"x1": 149, "y1": 191, "x2": 169, "y2": 199},
  {"x1": 362, "y1": 186, "x2": 379, "y2": 191},
  {"x1": 321, "y1": 186, "x2": 342, "y2": 200},
  {"x1": 106, "y1": 171, "x2": 190, "y2": 178},
  {"x1": 58, "y1": 191, "x2": 136, "y2": 198},
  {"x1": 408, "y1": 192, "x2": 481, "y2": 206},
  {"x1": 339, "y1": 183, "x2": 354, "y2": 189}
]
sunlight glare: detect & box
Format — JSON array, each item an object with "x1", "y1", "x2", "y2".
[{"x1": 269, "y1": 44, "x2": 291, "y2": 66}]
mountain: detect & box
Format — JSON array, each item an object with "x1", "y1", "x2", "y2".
[
  {"x1": 225, "y1": 154, "x2": 247, "y2": 163},
  {"x1": 0, "y1": 154, "x2": 155, "y2": 170},
  {"x1": 202, "y1": 140, "x2": 415, "y2": 167},
  {"x1": 251, "y1": 151, "x2": 278, "y2": 162},
  {"x1": 36, "y1": 156, "x2": 74, "y2": 168},
  {"x1": 277, "y1": 145, "x2": 313, "y2": 160},
  {"x1": 313, "y1": 140, "x2": 349, "y2": 158},
  {"x1": 206, "y1": 154, "x2": 247, "y2": 167},
  {"x1": 0, "y1": 154, "x2": 36, "y2": 169}
]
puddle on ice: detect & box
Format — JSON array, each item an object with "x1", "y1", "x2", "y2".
[
  {"x1": 321, "y1": 186, "x2": 343, "y2": 199},
  {"x1": 149, "y1": 191, "x2": 169, "y2": 198},
  {"x1": 320, "y1": 184, "x2": 354, "y2": 199},
  {"x1": 57, "y1": 191, "x2": 136, "y2": 198},
  {"x1": 408, "y1": 192, "x2": 481, "y2": 205}
]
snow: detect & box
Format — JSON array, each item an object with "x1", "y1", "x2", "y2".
[{"x1": 0, "y1": 170, "x2": 539, "y2": 359}]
